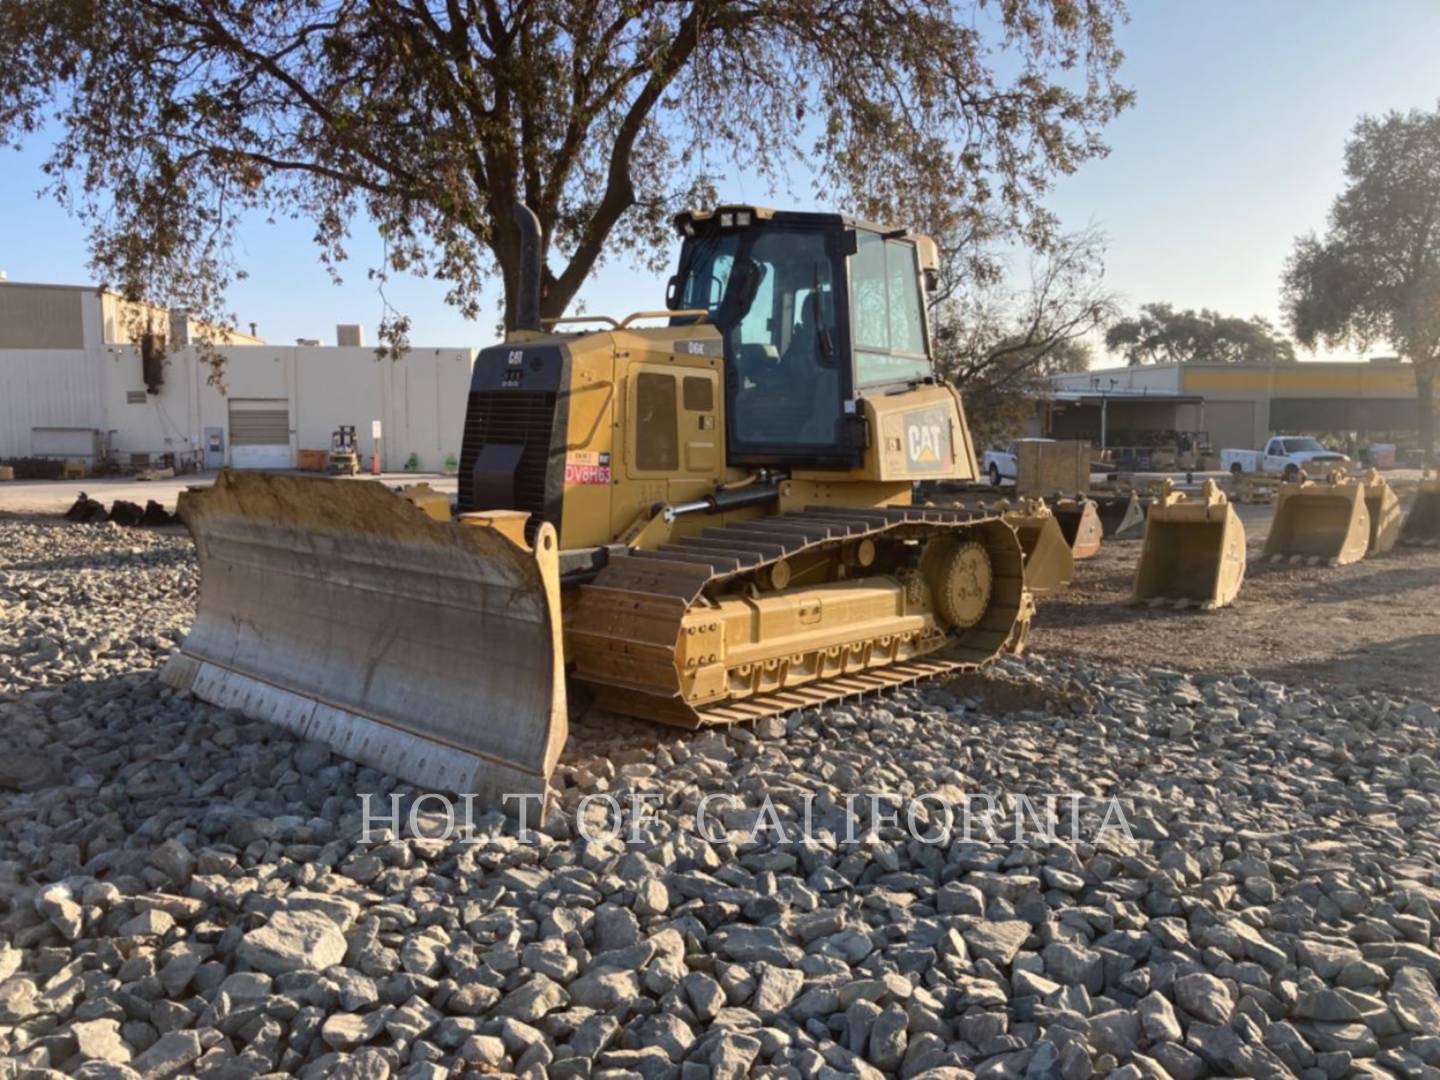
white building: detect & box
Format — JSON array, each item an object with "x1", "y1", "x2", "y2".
[{"x1": 0, "y1": 281, "x2": 475, "y2": 472}]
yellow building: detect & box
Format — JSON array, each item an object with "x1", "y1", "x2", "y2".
[{"x1": 1049, "y1": 360, "x2": 1419, "y2": 450}]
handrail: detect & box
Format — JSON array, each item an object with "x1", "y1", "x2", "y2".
[
  {"x1": 540, "y1": 315, "x2": 619, "y2": 329},
  {"x1": 619, "y1": 309, "x2": 708, "y2": 328}
]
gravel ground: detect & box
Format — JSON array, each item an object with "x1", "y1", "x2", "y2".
[{"x1": 4, "y1": 515, "x2": 1440, "y2": 1079}]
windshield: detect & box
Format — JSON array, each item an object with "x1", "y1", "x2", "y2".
[
  {"x1": 673, "y1": 226, "x2": 843, "y2": 449},
  {"x1": 1281, "y1": 437, "x2": 1326, "y2": 452},
  {"x1": 851, "y1": 231, "x2": 931, "y2": 387}
]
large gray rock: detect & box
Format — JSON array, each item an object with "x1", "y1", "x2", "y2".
[
  {"x1": 71, "y1": 1018, "x2": 131, "y2": 1064},
  {"x1": 1089, "y1": 1008, "x2": 1140, "y2": 1060},
  {"x1": 752, "y1": 965, "x2": 805, "y2": 1017},
  {"x1": 1138, "y1": 990, "x2": 1182, "y2": 1042},
  {"x1": 1042, "y1": 941, "x2": 1104, "y2": 992},
  {"x1": 1174, "y1": 971, "x2": 1232, "y2": 1025},
  {"x1": 496, "y1": 974, "x2": 569, "y2": 1020},
  {"x1": 129, "y1": 1030, "x2": 203, "y2": 1080},
  {"x1": 568, "y1": 968, "x2": 641, "y2": 1010},
  {"x1": 1389, "y1": 966, "x2": 1440, "y2": 1033},
  {"x1": 961, "y1": 920, "x2": 1032, "y2": 965},
  {"x1": 868, "y1": 1003, "x2": 908, "y2": 1070},
  {"x1": 237, "y1": 909, "x2": 348, "y2": 975}
]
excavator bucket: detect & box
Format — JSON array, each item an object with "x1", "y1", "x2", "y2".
[
  {"x1": 1401, "y1": 472, "x2": 1440, "y2": 546},
  {"x1": 1002, "y1": 499, "x2": 1073, "y2": 594},
  {"x1": 1362, "y1": 469, "x2": 1402, "y2": 555},
  {"x1": 1132, "y1": 480, "x2": 1246, "y2": 610},
  {"x1": 1262, "y1": 470, "x2": 1371, "y2": 566},
  {"x1": 1050, "y1": 497, "x2": 1104, "y2": 559},
  {"x1": 160, "y1": 471, "x2": 567, "y2": 808},
  {"x1": 1093, "y1": 492, "x2": 1146, "y2": 540}
]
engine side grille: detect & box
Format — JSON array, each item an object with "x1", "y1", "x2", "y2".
[{"x1": 457, "y1": 390, "x2": 559, "y2": 521}]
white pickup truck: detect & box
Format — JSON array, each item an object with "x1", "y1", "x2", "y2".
[
  {"x1": 981, "y1": 438, "x2": 1053, "y2": 487},
  {"x1": 1221, "y1": 436, "x2": 1349, "y2": 482}
]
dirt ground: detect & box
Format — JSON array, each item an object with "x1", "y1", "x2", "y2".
[{"x1": 1034, "y1": 499, "x2": 1440, "y2": 703}]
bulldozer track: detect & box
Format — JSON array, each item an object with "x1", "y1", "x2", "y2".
[{"x1": 568, "y1": 505, "x2": 1028, "y2": 727}]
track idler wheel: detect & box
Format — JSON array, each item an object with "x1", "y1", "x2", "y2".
[{"x1": 922, "y1": 536, "x2": 993, "y2": 630}]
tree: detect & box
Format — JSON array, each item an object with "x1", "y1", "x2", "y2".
[
  {"x1": 1, "y1": 0, "x2": 1130, "y2": 359},
  {"x1": 1282, "y1": 106, "x2": 1440, "y2": 460},
  {"x1": 931, "y1": 226, "x2": 1118, "y2": 446},
  {"x1": 1105, "y1": 302, "x2": 1297, "y2": 366}
]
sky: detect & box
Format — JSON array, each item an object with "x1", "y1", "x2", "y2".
[{"x1": 2, "y1": 1, "x2": 1438, "y2": 366}]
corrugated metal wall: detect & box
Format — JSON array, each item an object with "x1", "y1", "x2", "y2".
[
  {"x1": 2, "y1": 343, "x2": 474, "y2": 470},
  {"x1": 0, "y1": 349, "x2": 106, "y2": 458}
]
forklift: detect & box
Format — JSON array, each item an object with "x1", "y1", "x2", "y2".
[{"x1": 327, "y1": 425, "x2": 360, "y2": 476}]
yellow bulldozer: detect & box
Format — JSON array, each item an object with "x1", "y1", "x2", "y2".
[{"x1": 162, "y1": 205, "x2": 1032, "y2": 806}]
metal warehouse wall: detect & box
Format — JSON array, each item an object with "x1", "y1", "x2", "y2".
[
  {"x1": 0, "y1": 349, "x2": 107, "y2": 459},
  {"x1": 3, "y1": 343, "x2": 475, "y2": 471},
  {"x1": 104, "y1": 345, "x2": 476, "y2": 472}
]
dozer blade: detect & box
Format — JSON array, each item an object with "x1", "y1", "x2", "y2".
[
  {"x1": 1050, "y1": 497, "x2": 1104, "y2": 559},
  {"x1": 1003, "y1": 499, "x2": 1073, "y2": 594},
  {"x1": 1262, "y1": 470, "x2": 1371, "y2": 567},
  {"x1": 160, "y1": 471, "x2": 567, "y2": 807},
  {"x1": 1132, "y1": 480, "x2": 1246, "y2": 610},
  {"x1": 1401, "y1": 472, "x2": 1440, "y2": 546},
  {"x1": 1362, "y1": 469, "x2": 1402, "y2": 556}
]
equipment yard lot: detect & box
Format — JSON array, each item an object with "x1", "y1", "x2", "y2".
[
  {"x1": 5, "y1": 500, "x2": 1440, "y2": 1079},
  {"x1": 1037, "y1": 500, "x2": 1440, "y2": 702},
  {"x1": 3, "y1": 491, "x2": 1436, "y2": 705}
]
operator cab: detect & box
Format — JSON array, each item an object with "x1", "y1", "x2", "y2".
[{"x1": 668, "y1": 206, "x2": 940, "y2": 470}]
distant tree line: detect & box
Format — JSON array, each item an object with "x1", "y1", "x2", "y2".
[{"x1": 1105, "y1": 303, "x2": 1297, "y2": 366}]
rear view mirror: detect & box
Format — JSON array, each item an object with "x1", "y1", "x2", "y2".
[{"x1": 718, "y1": 258, "x2": 763, "y2": 324}]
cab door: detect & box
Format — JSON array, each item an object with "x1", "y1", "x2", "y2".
[{"x1": 624, "y1": 363, "x2": 724, "y2": 493}]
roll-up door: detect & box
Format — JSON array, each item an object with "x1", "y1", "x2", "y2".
[{"x1": 228, "y1": 399, "x2": 292, "y2": 469}]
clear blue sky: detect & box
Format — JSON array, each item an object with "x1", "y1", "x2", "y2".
[{"x1": 2, "y1": 1, "x2": 1437, "y2": 364}]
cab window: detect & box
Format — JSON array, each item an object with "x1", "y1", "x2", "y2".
[
  {"x1": 851, "y1": 232, "x2": 930, "y2": 387},
  {"x1": 674, "y1": 227, "x2": 843, "y2": 450}
]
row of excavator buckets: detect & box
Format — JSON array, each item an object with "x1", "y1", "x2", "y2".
[
  {"x1": 942, "y1": 468, "x2": 1440, "y2": 616},
  {"x1": 1262, "y1": 469, "x2": 1399, "y2": 566}
]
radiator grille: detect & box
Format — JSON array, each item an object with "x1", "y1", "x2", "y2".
[{"x1": 457, "y1": 390, "x2": 558, "y2": 520}]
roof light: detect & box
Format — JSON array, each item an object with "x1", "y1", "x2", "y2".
[
  {"x1": 735, "y1": 210, "x2": 752, "y2": 227},
  {"x1": 682, "y1": 220, "x2": 695, "y2": 236},
  {"x1": 720, "y1": 212, "x2": 734, "y2": 228}
]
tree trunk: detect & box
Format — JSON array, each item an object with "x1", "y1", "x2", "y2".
[{"x1": 1419, "y1": 366, "x2": 1436, "y2": 466}]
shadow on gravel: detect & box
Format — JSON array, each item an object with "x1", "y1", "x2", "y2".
[
  {"x1": 0, "y1": 673, "x2": 156, "y2": 796},
  {"x1": 1248, "y1": 632, "x2": 1440, "y2": 702},
  {"x1": 3, "y1": 545, "x2": 195, "y2": 574},
  {"x1": 1243, "y1": 555, "x2": 1438, "y2": 598},
  {"x1": 1034, "y1": 598, "x2": 1223, "y2": 630}
]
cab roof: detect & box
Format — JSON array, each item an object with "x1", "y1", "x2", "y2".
[{"x1": 673, "y1": 204, "x2": 905, "y2": 239}]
